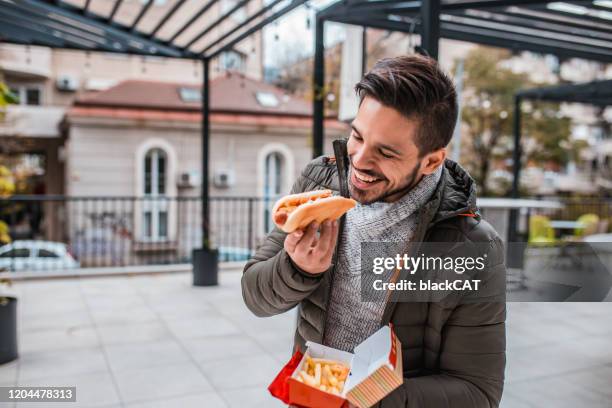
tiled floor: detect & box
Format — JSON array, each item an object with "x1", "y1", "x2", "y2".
[{"x1": 0, "y1": 270, "x2": 611, "y2": 408}]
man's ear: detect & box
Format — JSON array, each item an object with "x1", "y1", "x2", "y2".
[{"x1": 421, "y1": 148, "x2": 447, "y2": 175}]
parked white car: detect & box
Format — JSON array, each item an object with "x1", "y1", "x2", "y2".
[{"x1": 0, "y1": 241, "x2": 80, "y2": 272}]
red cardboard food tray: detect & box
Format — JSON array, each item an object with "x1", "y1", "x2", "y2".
[{"x1": 268, "y1": 325, "x2": 403, "y2": 408}]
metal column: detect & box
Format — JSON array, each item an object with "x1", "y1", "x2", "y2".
[
  {"x1": 420, "y1": 0, "x2": 440, "y2": 60},
  {"x1": 511, "y1": 95, "x2": 522, "y2": 200},
  {"x1": 313, "y1": 15, "x2": 325, "y2": 159},
  {"x1": 201, "y1": 57, "x2": 211, "y2": 249},
  {"x1": 508, "y1": 94, "x2": 522, "y2": 244},
  {"x1": 361, "y1": 27, "x2": 367, "y2": 75}
]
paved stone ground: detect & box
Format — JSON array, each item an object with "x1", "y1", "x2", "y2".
[{"x1": 0, "y1": 270, "x2": 611, "y2": 408}]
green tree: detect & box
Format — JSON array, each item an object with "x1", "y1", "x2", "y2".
[{"x1": 458, "y1": 47, "x2": 574, "y2": 196}]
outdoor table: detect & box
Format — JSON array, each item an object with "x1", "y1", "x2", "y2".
[
  {"x1": 477, "y1": 198, "x2": 562, "y2": 243},
  {"x1": 549, "y1": 220, "x2": 585, "y2": 230}
]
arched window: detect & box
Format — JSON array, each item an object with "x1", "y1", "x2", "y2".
[
  {"x1": 263, "y1": 152, "x2": 284, "y2": 233},
  {"x1": 135, "y1": 139, "x2": 177, "y2": 243},
  {"x1": 144, "y1": 148, "x2": 167, "y2": 196},
  {"x1": 143, "y1": 148, "x2": 168, "y2": 240},
  {"x1": 257, "y1": 143, "x2": 294, "y2": 236}
]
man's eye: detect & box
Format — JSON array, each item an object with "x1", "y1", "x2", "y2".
[
  {"x1": 351, "y1": 133, "x2": 362, "y2": 141},
  {"x1": 380, "y1": 150, "x2": 394, "y2": 159}
]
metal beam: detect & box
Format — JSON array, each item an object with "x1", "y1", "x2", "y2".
[
  {"x1": 518, "y1": 79, "x2": 612, "y2": 106},
  {"x1": 168, "y1": 0, "x2": 218, "y2": 44},
  {"x1": 441, "y1": 13, "x2": 612, "y2": 51},
  {"x1": 149, "y1": 0, "x2": 187, "y2": 38},
  {"x1": 206, "y1": 0, "x2": 307, "y2": 58},
  {"x1": 529, "y1": 3, "x2": 612, "y2": 27},
  {"x1": 440, "y1": 21, "x2": 612, "y2": 62},
  {"x1": 0, "y1": 15, "x2": 70, "y2": 47},
  {"x1": 503, "y1": 5, "x2": 612, "y2": 34},
  {"x1": 20, "y1": 0, "x2": 190, "y2": 57},
  {"x1": 421, "y1": 0, "x2": 440, "y2": 59},
  {"x1": 450, "y1": 9, "x2": 612, "y2": 41},
  {"x1": 313, "y1": 16, "x2": 325, "y2": 159},
  {"x1": 320, "y1": 0, "x2": 564, "y2": 19},
  {"x1": 132, "y1": 0, "x2": 154, "y2": 31},
  {"x1": 199, "y1": 0, "x2": 285, "y2": 55},
  {"x1": 108, "y1": 0, "x2": 123, "y2": 23},
  {"x1": 184, "y1": 0, "x2": 251, "y2": 50},
  {"x1": 0, "y1": 5, "x2": 117, "y2": 51},
  {"x1": 329, "y1": 14, "x2": 612, "y2": 62}
]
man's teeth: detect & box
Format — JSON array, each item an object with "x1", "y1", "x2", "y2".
[{"x1": 355, "y1": 171, "x2": 379, "y2": 183}]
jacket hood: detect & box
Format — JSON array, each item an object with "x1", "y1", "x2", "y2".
[{"x1": 429, "y1": 159, "x2": 478, "y2": 225}]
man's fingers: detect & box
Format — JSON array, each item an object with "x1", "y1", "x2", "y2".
[
  {"x1": 284, "y1": 230, "x2": 303, "y2": 254},
  {"x1": 295, "y1": 222, "x2": 319, "y2": 256},
  {"x1": 313, "y1": 220, "x2": 333, "y2": 256},
  {"x1": 322, "y1": 220, "x2": 339, "y2": 259}
]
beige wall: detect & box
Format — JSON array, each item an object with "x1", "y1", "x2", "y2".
[
  {"x1": 65, "y1": 116, "x2": 342, "y2": 198},
  {"x1": 63, "y1": 114, "x2": 345, "y2": 261}
]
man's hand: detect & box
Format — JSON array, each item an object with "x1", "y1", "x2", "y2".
[{"x1": 284, "y1": 220, "x2": 339, "y2": 275}]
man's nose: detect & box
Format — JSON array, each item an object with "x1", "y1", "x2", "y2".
[{"x1": 352, "y1": 144, "x2": 376, "y2": 168}]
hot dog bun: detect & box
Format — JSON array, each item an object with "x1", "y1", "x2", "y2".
[{"x1": 272, "y1": 190, "x2": 356, "y2": 233}]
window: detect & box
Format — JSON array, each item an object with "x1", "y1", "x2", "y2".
[
  {"x1": 0, "y1": 248, "x2": 29, "y2": 258},
  {"x1": 257, "y1": 144, "x2": 294, "y2": 236},
  {"x1": 8, "y1": 84, "x2": 43, "y2": 106},
  {"x1": 179, "y1": 87, "x2": 201, "y2": 103},
  {"x1": 263, "y1": 152, "x2": 283, "y2": 232},
  {"x1": 219, "y1": 50, "x2": 246, "y2": 73},
  {"x1": 255, "y1": 92, "x2": 279, "y2": 108},
  {"x1": 144, "y1": 148, "x2": 166, "y2": 196},
  {"x1": 38, "y1": 249, "x2": 59, "y2": 258},
  {"x1": 143, "y1": 148, "x2": 168, "y2": 240}
]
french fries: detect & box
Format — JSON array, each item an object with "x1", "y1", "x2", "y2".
[{"x1": 295, "y1": 356, "x2": 350, "y2": 396}]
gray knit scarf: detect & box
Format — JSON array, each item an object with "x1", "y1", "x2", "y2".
[{"x1": 323, "y1": 165, "x2": 443, "y2": 352}]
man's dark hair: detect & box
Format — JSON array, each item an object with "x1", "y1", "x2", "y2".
[{"x1": 355, "y1": 54, "x2": 458, "y2": 156}]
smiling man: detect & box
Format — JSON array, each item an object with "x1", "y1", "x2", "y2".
[{"x1": 242, "y1": 55, "x2": 506, "y2": 407}]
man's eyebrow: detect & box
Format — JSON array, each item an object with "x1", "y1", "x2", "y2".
[
  {"x1": 379, "y1": 143, "x2": 402, "y2": 156},
  {"x1": 350, "y1": 123, "x2": 402, "y2": 156}
]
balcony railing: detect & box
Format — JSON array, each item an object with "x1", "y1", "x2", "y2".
[{"x1": 0, "y1": 195, "x2": 280, "y2": 271}]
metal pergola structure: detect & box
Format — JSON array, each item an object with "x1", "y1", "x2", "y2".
[
  {"x1": 312, "y1": 0, "x2": 612, "y2": 159},
  {"x1": 513, "y1": 79, "x2": 612, "y2": 202},
  {"x1": 0, "y1": 0, "x2": 307, "y2": 264},
  {"x1": 507, "y1": 79, "x2": 612, "y2": 241}
]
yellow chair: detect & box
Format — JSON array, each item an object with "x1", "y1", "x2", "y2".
[
  {"x1": 574, "y1": 213, "x2": 600, "y2": 238},
  {"x1": 528, "y1": 215, "x2": 557, "y2": 246}
]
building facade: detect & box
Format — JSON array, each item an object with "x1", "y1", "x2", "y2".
[{"x1": 54, "y1": 74, "x2": 345, "y2": 265}]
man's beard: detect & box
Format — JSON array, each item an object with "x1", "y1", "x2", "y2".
[{"x1": 348, "y1": 160, "x2": 422, "y2": 205}]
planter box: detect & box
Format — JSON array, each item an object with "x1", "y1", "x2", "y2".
[
  {"x1": 0, "y1": 296, "x2": 18, "y2": 365},
  {"x1": 192, "y1": 248, "x2": 219, "y2": 286}
]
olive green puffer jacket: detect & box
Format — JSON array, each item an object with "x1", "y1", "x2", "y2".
[{"x1": 242, "y1": 153, "x2": 506, "y2": 408}]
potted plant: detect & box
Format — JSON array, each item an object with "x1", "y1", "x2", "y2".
[{"x1": 0, "y1": 278, "x2": 18, "y2": 364}]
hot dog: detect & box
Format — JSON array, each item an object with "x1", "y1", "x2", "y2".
[{"x1": 272, "y1": 190, "x2": 356, "y2": 233}]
